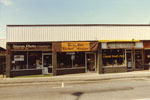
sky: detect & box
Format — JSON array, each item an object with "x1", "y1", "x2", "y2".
[{"x1": 1, "y1": 0, "x2": 150, "y2": 39}]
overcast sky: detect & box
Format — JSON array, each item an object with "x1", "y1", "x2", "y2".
[{"x1": 1, "y1": 0, "x2": 150, "y2": 39}]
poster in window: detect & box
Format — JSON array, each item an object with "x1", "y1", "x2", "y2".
[{"x1": 14, "y1": 55, "x2": 24, "y2": 61}]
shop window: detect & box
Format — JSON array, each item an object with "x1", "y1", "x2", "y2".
[
  {"x1": 11, "y1": 51, "x2": 27, "y2": 70},
  {"x1": 102, "y1": 49, "x2": 125, "y2": 67},
  {"x1": 57, "y1": 52, "x2": 85, "y2": 68},
  {"x1": 145, "y1": 50, "x2": 150, "y2": 65},
  {"x1": 11, "y1": 51, "x2": 43, "y2": 70},
  {"x1": 73, "y1": 52, "x2": 85, "y2": 67},
  {"x1": 28, "y1": 51, "x2": 42, "y2": 69},
  {"x1": 135, "y1": 51, "x2": 143, "y2": 69}
]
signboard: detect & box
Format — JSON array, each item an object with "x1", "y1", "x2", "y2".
[
  {"x1": 12, "y1": 44, "x2": 51, "y2": 50},
  {"x1": 14, "y1": 55, "x2": 24, "y2": 61},
  {"x1": 108, "y1": 43, "x2": 135, "y2": 49},
  {"x1": 61, "y1": 42, "x2": 90, "y2": 52},
  {"x1": 135, "y1": 42, "x2": 143, "y2": 48}
]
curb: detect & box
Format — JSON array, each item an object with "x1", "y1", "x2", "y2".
[{"x1": 0, "y1": 74, "x2": 150, "y2": 84}]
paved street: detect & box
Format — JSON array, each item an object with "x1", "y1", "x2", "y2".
[{"x1": 1, "y1": 76, "x2": 150, "y2": 100}]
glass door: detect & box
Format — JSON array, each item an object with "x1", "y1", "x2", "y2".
[
  {"x1": 42, "y1": 53, "x2": 52, "y2": 74},
  {"x1": 86, "y1": 52, "x2": 96, "y2": 72},
  {"x1": 126, "y1": 52, "x2": 133, "y2": 70}
]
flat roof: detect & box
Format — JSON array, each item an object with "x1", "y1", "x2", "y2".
[{"x1": 7, "y1": 24, "x2": 150, "y2": 27}]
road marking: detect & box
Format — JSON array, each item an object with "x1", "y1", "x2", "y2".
[
  {"x1": 52, "y1": 81, "x2": 73, "y2": 88},
  {"x1": 52, "y1": 86, "x2": 73, "y2": 89}
]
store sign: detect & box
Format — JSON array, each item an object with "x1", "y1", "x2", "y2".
[
  {"x1": 14, "y1": 55, "x2": 24, "y2": 61},
  {"x1": 12, "y1": 44, "x2": 51, "y2": 50},
  {"x1": 103, "y1": 55, "x2": 125, "y2": 58},
  {"x1": 135, "y1": 42, "x2": 143, "y2": 48},
  {"x1": 108, "y1": 43, "x2": 135, "y2": 49},
  {"x1": 61, "y1": 42, "x2": 90, "y2": 52},
  {"x1": 112, "y1": 55, "x2": 125, "y2": 58}
]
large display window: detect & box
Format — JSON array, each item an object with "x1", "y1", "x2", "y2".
[
  {"x1": 135, "y1": 51, "x2": 143, "y2": 69},
  {"x1": 28, "y1": 51, "x2": 42, "y2": 69},
  {"x1": 57, "y1": 52, "x2": 85, "y2": 68},
  {"x1": 145, "y1": 50, "x2": 150, "y2": 65},
  {"x1": 11, "y1": 51, "x2": 27, "y2": 70},
  {"x1": 102, "y1": 49, "x2": 125, "y2": 67},
  {"x1": 11, "y1": 51, "x2": 51, "y2": 70}
]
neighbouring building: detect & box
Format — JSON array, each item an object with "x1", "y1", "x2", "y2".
[
  {"x1": 6, "y1": 24, "x2": 150, "y2": 77},
  {"x1": 0, "y1": 39, "x2": 6, "y2": 74},
  {"x1": 142, "y1": 40, "x2": 150, "y2": 70}
]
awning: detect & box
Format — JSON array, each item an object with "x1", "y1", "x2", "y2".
[{"x1": 52, "y1": 42, "x2": 98, "y2": 52}]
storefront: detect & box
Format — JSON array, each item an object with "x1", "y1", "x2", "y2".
[
  {"x1": 52, "y1": 41, "x2": 98, "y2": 75},
  {"x1": 6, "y1": 41, "x2": 98, "y2": 77},
  {"x1": 143, "y1": 41, "x2": 150, "y2": 70},
  {"x1": 6, "y1": 42, "x2": 52, "y2": 77},
  {"x1": 101, "y1": 42, "x2": 144, "y2": 73},
  {"x1": 0, "y1": 47, "x2": 6, "y2": 74}
]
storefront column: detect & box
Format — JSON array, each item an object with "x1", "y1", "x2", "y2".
[
  {"x1": 132, "y1": 50, "x2": 136, "y2": 70},
  {"x1": 52, "y1": 51, "x2": 57, "y2": 76},
  {"x1": 6, "y1": 44, "x2": 11, "y2": 77},
  {"x1": 97, "y1": 43, "x2": 103, "y2": 74}
]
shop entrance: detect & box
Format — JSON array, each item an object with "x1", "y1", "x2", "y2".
[
  {"x1": 126, "y1": 51, "x2": 133, "y2": 71},
  {"x1": 135, "y1": 51, "x2": 144, "y2": 70},
  {"x1": 42, "y1": 53, "x2": 52, "y2": 74},
  {"x1": 86, "y1": 52, "x2": 96, "y2": 72}
]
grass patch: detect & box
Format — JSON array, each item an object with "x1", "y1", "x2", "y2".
[{"x1": 13, "y1": 74, "x2": 53, "y2": 78}]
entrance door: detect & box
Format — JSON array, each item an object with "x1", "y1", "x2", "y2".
[
  {"x1": 135, "y1": 51, "x2": 143, "y2": 70},
  {"x1": 126, "y1": 52, "x2": 133, "y2": 70},
  {"x1": 42, "y1": 53, "x2": 52, "y2": 74},
  {"x1": 86, "y1": 53, "x2": 96, "y2": 72}
]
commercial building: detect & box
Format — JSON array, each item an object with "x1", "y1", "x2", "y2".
[
  {"x1": 6, "y1": 24, "x2": 150, "y2": 77},
  {"x1": 0, "y1": 39, "x2": 6, "y2": 74}
]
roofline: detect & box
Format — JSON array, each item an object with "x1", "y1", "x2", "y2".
[
  {"x1": 7, "y1": 24, "x2": 150, "y2": 27},
  {"x1": 7, "y1": 40, "x2": 98, "y2": 44},
  {"x1": 141, "y1": 40, "x2": 150, "y2": 42},
  {"x1": 98, "y1": 40, "x2": 140, "y2": 42}
]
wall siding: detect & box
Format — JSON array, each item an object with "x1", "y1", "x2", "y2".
[
  {"x1": 7, "y1": 26, "x2": 150, "y2": 42},
  {"x1": 0, "y1": 39, "x2": 6, "y2": 49}
]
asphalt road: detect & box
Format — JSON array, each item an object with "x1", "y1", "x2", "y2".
[{"x1": 1, "y1": 77, "x2": 150, "y2": 100}]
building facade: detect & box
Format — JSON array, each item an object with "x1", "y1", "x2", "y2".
[
  {"x1": 6, "y1": 24, "x2": 150, "y2": 77},
  {"x1": 0, "y1": 39, "x2": 6, "y2": 74}
]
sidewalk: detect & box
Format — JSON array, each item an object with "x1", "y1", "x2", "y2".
[{"x1": 1, "y1": 71, "x2": 150, "y2": 84}]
